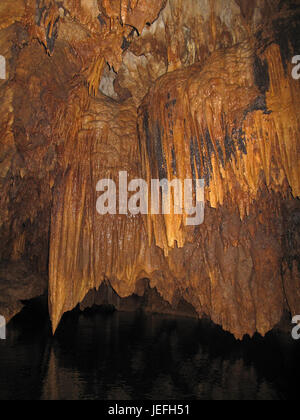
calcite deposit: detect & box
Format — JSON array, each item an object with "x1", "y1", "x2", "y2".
[{"x1": 0, "y1": 0, "x2": 299, "y2": 339}]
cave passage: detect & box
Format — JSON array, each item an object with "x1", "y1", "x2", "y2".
[{"x1": 0, "y1": 0, "x2": 300, "y2": 402}]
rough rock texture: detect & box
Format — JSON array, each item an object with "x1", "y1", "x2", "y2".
[
  {"x1": 0, "y1": 0, "x2": 299, "y2": 339},
  {"x1": 80, "y1": 279, "x2": 199, "y2": 319},
  {"x1": 0, "y1": 261, "x2": 47, "y2": 322}
]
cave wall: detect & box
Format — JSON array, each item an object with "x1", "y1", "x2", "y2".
[{"x1": 0, "y1": 0, "x2": 299, "y2": 338}]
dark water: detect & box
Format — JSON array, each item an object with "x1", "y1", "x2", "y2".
[{"x1": 0, "y1": 301, "x2": 299, "y2": 400}]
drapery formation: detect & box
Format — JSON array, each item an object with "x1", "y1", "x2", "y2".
[{"x1": 0, "y1": 0, "x2": 299, "y2": 338}]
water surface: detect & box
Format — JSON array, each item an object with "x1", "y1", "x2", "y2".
[{"x1": 0, "y1": 301, "x2": 298, "y2": 400}]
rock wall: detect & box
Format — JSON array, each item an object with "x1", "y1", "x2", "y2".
[{"x1": 0, "y1": 0, "x2": 299, "y2": 339}]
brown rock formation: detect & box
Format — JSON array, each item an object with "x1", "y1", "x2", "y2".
[{"x1": 0, "y1": 0, "x2": 299, "y2": 339}]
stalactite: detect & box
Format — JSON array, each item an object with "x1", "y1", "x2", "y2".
[
  {"x1": 138, "y1": 39, "x2": 300, "y2": 256},
  {"x1": 49, "y1": 93, "x2": 149, "y2": 332}
]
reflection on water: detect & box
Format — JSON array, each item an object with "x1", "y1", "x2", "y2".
[{"x1": 0, "y1": 302, "x2": 299, "y2": 400}]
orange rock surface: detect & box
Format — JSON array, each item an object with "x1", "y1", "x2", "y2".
[{"x1": 0, "y1": 0, "x2": 299, "y2": 339}]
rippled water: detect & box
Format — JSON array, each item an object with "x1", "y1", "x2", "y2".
[{"x1": 0, "y1": 301, "x2": 299, "y2": 400}]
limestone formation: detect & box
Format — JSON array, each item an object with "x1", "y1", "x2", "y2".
[{"x1": 0, "y1": 0, "x2": 299, "y2": 339}]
